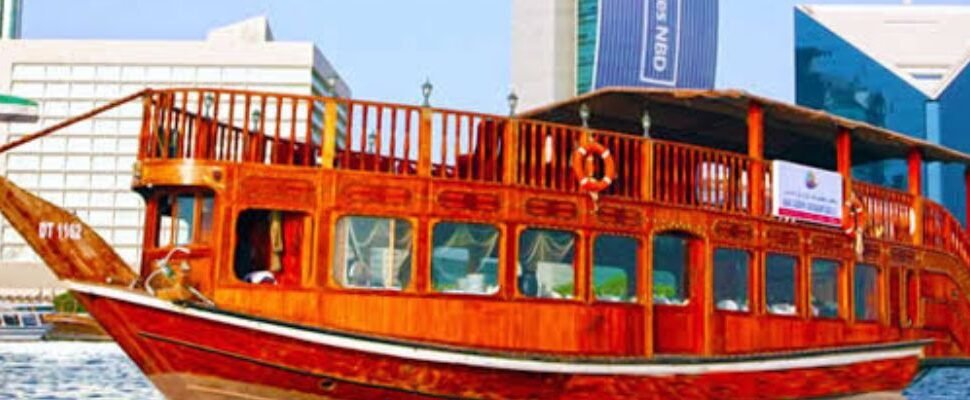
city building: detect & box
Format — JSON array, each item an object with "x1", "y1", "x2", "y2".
[
  {"x1": 0, "y1": 16, "x2": 350, "y2": 289},
  {"x1": 795, "y1": 4, "x2": 970, "y2": 222},
  {"x1": 0, "y1": 0, "x2": 21, "y2": 39},
  {"x1": 511, "y1": 0, "x2": 718, "y2": 110}
]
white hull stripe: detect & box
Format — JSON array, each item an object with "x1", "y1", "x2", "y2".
[{"x1": 68, "y1": 281, "x2": 925, "y2": 376}]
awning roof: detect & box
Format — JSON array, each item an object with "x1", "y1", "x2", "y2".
[
  {"x1": 0, "y1": 94, "x2": 39, "y2": 123},
  {"x1": 519, "y1": 88, "x2": 970, "y2": 168}
]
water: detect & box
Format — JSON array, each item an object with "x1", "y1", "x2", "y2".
[
  {"x1": 905, "y1": 367, "x2": 970, "y2": 400},
  {"x1": 0, "y1": 342, "x2": 161, "y2": 400},
  {"x1": 0, "y1": 342, "x2": 968, "y2": 399}
]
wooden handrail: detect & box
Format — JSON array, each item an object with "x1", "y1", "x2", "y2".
[{"x1": 0, "y1": 89, "x2": 150, "y2": 155}]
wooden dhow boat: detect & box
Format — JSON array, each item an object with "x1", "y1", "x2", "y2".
[{"x1": 1, "y1": 87, "x2": 969, "y2": 399}]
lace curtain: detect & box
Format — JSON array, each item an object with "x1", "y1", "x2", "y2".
[
  {"x1": 518, "y1": 229, "x2": 575, "y2": 298},
  {"x1": 431, "y1": 223, "x2": 499, "y2": 293},
  {"x1": 337, "y1": 216, "x2": 413, "y2": 289}
]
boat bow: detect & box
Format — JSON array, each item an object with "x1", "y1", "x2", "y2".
[{"x1": 0, "y1": 176, "x2": 135, "y2": 286}]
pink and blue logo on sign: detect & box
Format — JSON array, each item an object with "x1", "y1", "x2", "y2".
[{"x1": 805, "y1": 171, "x2": 818, "y2": 189}]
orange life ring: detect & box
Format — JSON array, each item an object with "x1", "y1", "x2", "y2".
[
  {"x1": 571, "y1": 141, "x2": 616, "y2": 193},
  {"x1": 844, "y1": 195, "x2": 866, "y2": 237}
]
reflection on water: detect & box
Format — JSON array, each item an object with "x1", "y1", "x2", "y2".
[
  {"x1": 0, "y1": 342, "x2": 161, "y2": 400},
  {"x1": 1, "y1": 341, "x2": 969, "y2": 399}
]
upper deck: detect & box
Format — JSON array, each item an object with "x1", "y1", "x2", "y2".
[{"x1": 132, "y1": 87, "x2": 970, "y2": 263}]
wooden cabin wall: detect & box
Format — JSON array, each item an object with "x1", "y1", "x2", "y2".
[{"x1": 134, "y1": 160, "x2": 970, "y2": 358}]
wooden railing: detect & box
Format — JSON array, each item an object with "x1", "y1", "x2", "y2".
[
  {"x1": 925, "y1": 201, "x2": 970, "y2": 263},
  {"x1": 137, "y1": 88, "x2": 970, "y2": 258},
  {"x1": 652, "y1": 140, "x2": 753, "y2": 214},
  {"x1": 854, "y1": 182, "x2": 916, "y2": 243}
]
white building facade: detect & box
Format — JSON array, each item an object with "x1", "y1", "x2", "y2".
[{"x1": 0, "y1": 17, "x2": 350, "y2": 288}]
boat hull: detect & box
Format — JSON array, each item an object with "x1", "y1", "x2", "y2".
[
  {"x1": 0, "y1": 326, "x2": 50, "y2": 341},
  {"x1": 69, "y1": 282, "x2": 922, "y2": 400}
]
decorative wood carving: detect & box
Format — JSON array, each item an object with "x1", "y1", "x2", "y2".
[
  {"x1": 862, "y1": 242, "x2": 882, "y2": 264},
  {"x1": 524, "y1": 197, "x2": 577, "y2": 219},
  {"x1": 340, "y1": 183, "x2": 412, "y2": 207},
  {"x1": 765, "y1": 227, "x2": 801, "y2": 251},
  {"x1": 809, "y1": 233, "x2": 849, "y2": 258},
  {"x1": 889, "y1": 247, "x2": 917, "y2": 266},
  {"x1": 240, "y1": 177, "x2": 315, "y2": 206},
  {"x1": 437, "y1": 191, "x2": 500, "y2": 213},
  {"x1": 596, "y1": 205, "x2": 642, "y2": 227},
  {"x1": 712, "y1": 220, "x2": 755, "y2": 243}
]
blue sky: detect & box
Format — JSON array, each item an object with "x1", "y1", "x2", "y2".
[{"x1": 21, "y1": 0, "x2": 970, "y2": 114}]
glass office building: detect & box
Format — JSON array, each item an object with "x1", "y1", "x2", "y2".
[{"x1": 796, "y1": 5, "x2": 970, "y2": 222}]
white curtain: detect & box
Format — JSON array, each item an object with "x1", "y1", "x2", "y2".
[{"x1": 340, "y1": 217, "x2": 413, "y2": 289}]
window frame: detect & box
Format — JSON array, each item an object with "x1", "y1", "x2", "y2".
[
  {"x1": 229, "y1": 208, "x2": 312, "y2": 287},
  {"x1": 514, "y1": 225, "x2": 581, "y2": 302},
  {"x1": 810, "y1": 258, "x2": 843, "y2": 320},
  {"x1": 763, "y1": 251, "x2": 801, "y2": 318},
  {"x1": 428, "y1": 219, "x2": 504, "y2": 298},
  {"x1": 651, "y1": 231, "x2": 694, "y2": 307},
  {"x1": 151, "y1": 190, "x2": 216, "y2": 249},
  {"x1": 329, "y1": 213, "x2": 418, "y2": 293},
  {"x1": 590, "y1": 232, "x2": 641, "y2": 304},
  {"x1": 854, "y1": 263, "x2": 881, "y2": 323},
  {"x1": 712, "y1": 247, "x2": 753, "y2": 314}
]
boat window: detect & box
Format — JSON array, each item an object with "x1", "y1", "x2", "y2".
[
  {"x1": 175, "y1": 194, "x2": 196, "y2": 245},
  {"x1": 811, "y1": 259, "x2": 841, "y2": 319},
  {"x1": 199, "y1": 196, "x2": 215, "y2": 243},
  {"x1": 517, "y1": 228, "x2": 576, "y2": 299},
  {"x1": 2, "y1": 313, "x2": 20, "y2": 327},
  {"x1": 714, "y1": 248, "x2": 750, "y2": 312},
  {"x1": 234, "y1": 209, "x2": 307, "y2": 285},
  {"x1": 155, "y1": 191, "x2": 215, "y2": 247},
  {"x1": 333, "y1": 216, "x2": 413, "y2": 290},
  {"x1": 855, "y1": 264, "x2": 879, "y2": 322},
  {"x1": 21, "y1": 313, "x2": 39, "y2": 327},
  {"x1": 431, "y1": 222, "x2": 500, "y2": 295},
  {"x1": 653, "y1": 233, "x2": 689, "y2": 305},
  {"x1": 593, "y1": 235, "x2": 638, "y2": 302},
  {"x1": 766, "y1": 253, "x2": 798, "y2": 316}
]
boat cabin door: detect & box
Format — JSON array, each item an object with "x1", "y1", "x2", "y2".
[{"x1": 651, "y1": 231, "x2": 705, "y2": 354}]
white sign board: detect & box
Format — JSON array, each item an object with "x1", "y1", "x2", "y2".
[{"x1": 771, "y1": 160, "x2": 843, "y2": 226}]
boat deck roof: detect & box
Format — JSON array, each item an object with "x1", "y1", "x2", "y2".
[{"x1": 520, "y1": 88, "x2": 970, "y2": 168}]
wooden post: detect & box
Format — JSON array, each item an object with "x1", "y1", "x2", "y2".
[
  {"x1": 502, "y1": 119, "x2": 518, "y2": 185},
  {"x1": 747, "y1": 102, "x2": 764, "y2": 216},
  {"x1": 321, "y1": 100, "x2": 338, "y2": 169},
  {"x1": 641, "y1": 140, "x2": 653, "y2": 201},
  {"x1": 909, "y1": 148, "x2": 923, "y2": 245},
  {"x1": 417, "y1": 108, "x2": 433, "y2": 177},
  {"x1": 837, "y1": 127, "x2": 852, "y2": 230},
  {"x1": 138, "y1": 91, "x2": 153, "y2": 159}
]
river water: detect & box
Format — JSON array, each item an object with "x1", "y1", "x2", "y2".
[
  {"x1": 0, "y1": 342, "x2": 161, "y2": 399},
  {"x1": 1, "y1": 342, "x2": 968, "y2": 399}
]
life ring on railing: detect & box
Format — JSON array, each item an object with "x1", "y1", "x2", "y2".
[
  {"x1": 844, "y1": 194, "x2": 867, "y2": 237},
  {"x1": 571, "y1": 141, "x2": 616, "y2": 193},
  {"x1": 844, "y1": 194, "x2": 867, "y2": 260}
]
